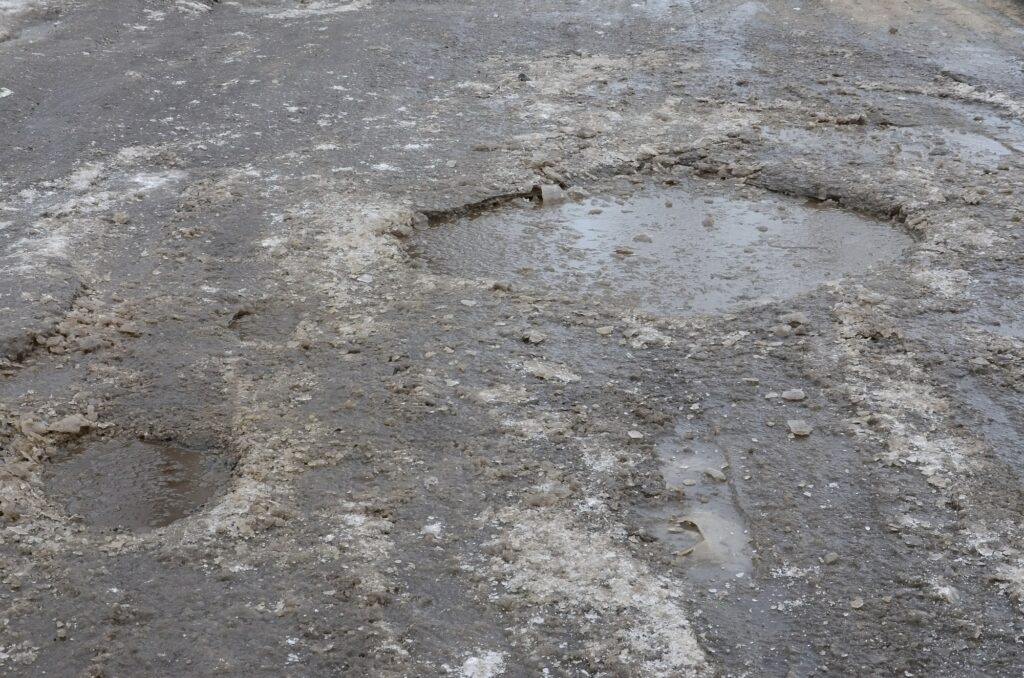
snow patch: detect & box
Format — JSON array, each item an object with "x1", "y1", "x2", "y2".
[
  {"x1": 4, "y1": 232, "x2": 68, "y2": 273},
  {"x1": 175, "y1": 0, "x2": 212, "y2": 14},
  {"x1": 460, "y1": 651, "x2": 506, "y2": 678},
  {"x1": 488, "y1": 507, "x2": 709, "y2": 677},
  {"x1": 249, "y1": 0, "x2": 372, "y2": 19}
]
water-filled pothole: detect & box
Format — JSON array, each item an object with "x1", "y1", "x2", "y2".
[
  {"x1": 640, "y1": 427, "x2": 752, "y2": 582},
  {"x1": 45, "y1": 439, "x2": 232, "y2": 530},
  {"x1": 413, "y1": 182, "x2": 912, "y2": 314},
  {"x1": 889, "y1": 127, "x2": 1014, "y2": 165}
]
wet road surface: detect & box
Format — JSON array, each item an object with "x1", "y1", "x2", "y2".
[{"x1": 2, "y1": 0, "x2": 1024, "y2": 675}]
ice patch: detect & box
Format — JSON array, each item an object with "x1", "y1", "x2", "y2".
[
  {"x1": 0, "y1": 0, "x2": 40, "y2": 17},
  {"x1": 175, "y1": 0, "x2": 212, "y2": 14},
  {"x1": 912, "y1": 267, "x2": 972, "y2": 298},
  {"x1": 66, "y1": 164, "x2": 103, "y2": 191},
  {"x1": 248, "y1": 0, "x2": 372, "y2": 19},
  {"x1": 996, "y1": 561, "x2": 1024, "y2": 604},
  {"x1": 422, "y1": 521, "x2": 444, "y2": 537},
  {"x1": 489, "y1": 507, "x2": 709, "y2": 676},
  {"x1": 341, "y1": 512, "x2": 368, "y2": 528},
  {"x1": 3, "y1": 232, "x2": 68, "y2": 273},
  {"x1": 130, "y1": 170, "x2": 187, "y2": 191},
  {"x1": 460, "y1": 651, "x2": 506, "y2": 678},
  {"x1": 115, "y1": 145, "x2": 164, "y2": 163}
]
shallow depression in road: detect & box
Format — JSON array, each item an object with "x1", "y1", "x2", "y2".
[
  {"x1": 641, "y1": 427, "x2": 753, "y2": 583},
  {"x1": 45, "y1": 440, "x2": 232, "y2": 530},
  {"x1": 414, "y1": 182, "x2": 912, "y2": 314}
]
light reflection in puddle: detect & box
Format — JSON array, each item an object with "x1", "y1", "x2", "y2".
[
  {"x1": 643, "y1": 430, "x2": 753, "y2": 582},
  {"x1": 773, "y1": 124, "x2": 1021, "y2": 167},
  {"x1": 414, "y1": 181, "x2": 910, "y2": 315},
  {"x1": 891, "y1": 128, "x2": 1013, "y2": 162}
]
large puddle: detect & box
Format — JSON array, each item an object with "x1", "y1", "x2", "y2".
[
  {"x1": 413, "y1": 182, "x2": 911, "y2": 315},
  {"x1": 46, "y1": 440, "x2": 232, "y2": 530}
]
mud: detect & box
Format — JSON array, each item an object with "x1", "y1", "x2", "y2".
[{"x1": 2, "y1": 0, "x2": 1024, "y2": 676}]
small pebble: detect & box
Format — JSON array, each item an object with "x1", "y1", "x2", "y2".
[
  {"x1": 704, "y1": 468, "x2": 727, "y2": 482},
  {"x1": 787, "y1": 420, "x2": 813, "y2": 436}
]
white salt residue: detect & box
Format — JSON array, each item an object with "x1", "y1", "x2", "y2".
[
  {"x1": 488, "y1": 508, "x2": 710, "y2": 677},
  {"x1": 0, "y1": 0, "x2": 39, "y2": 16},
  {"x1": 130, "y1": 170, "x2": 187, "y2": 191},
  {"x1": 422, "y1": 521, "x2": 443, "y2": 537},
  {"x1": 246, "y1": 0, "x2": 373, "y2": 20},
  {"x1": 460, "y1": 651, "x2": 506, "y2": 678},
  {"x1": 175, "y1": 0, "x2": 212, "y2": 14},
  {"x1": 3, "y1": 233, "x2": 68, "y2": 273}
]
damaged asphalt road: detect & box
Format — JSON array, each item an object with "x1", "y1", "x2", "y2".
[{"x1": 2, "y1": 0, "x2": 1024, "y2": 675}]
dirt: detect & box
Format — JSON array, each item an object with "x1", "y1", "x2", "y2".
[{"x1": 1, "y1": 0, "x2": 1024, "y2": 676}]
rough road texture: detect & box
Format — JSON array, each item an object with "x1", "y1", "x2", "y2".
[{"x1": 2, "y1": 0, "x2": 1024, "y2": 676}]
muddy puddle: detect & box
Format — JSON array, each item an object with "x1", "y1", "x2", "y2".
[
  {"x1": 414, "y1": 182, "x2": 911, "y2": 315},
  {"x1": 45, "y1": 439, "x2": 232, "y2": 530},
  {"x1": 641, "y1": 426, "x2": 753, "y2": 583}
]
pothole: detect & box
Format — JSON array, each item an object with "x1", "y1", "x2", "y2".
[
  {"x1": 640, "y1": 427, "x2": 752, "y2": 583},
  {"x1": 412, "y1": 181, "x2": 911, "y2": 315},
  {"x1": 888, "y1": 127, "x2": 1015, "y2": 165},
  {"x1": 45, "y1": 439, "x2": 232, "y2": 530},
  {"x1": 773, "y1": 124, "x2": 1021, "y2": 169}
]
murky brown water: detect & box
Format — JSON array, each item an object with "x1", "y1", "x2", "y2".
[
  {"x1": 46, "y1": 440, "x2": 232, "y2": 530},
  {"x1": 414, "y1": 182, "x2": 912, "y2": 315}
]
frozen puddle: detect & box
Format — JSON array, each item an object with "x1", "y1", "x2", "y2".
[
  {"x1": 642, "y1": 430, "x2": 752, "y2": 582},
  {"x1": 414, "y1": 182, "x2": 911, "y2": 315},
  {"x1": 46, "y1": 440, "x2": 232, "y2": 530}
]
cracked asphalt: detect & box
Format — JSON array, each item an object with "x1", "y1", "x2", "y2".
[{"x1": 2, "y1": 0, "x2": 1024, "y2": 676}]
